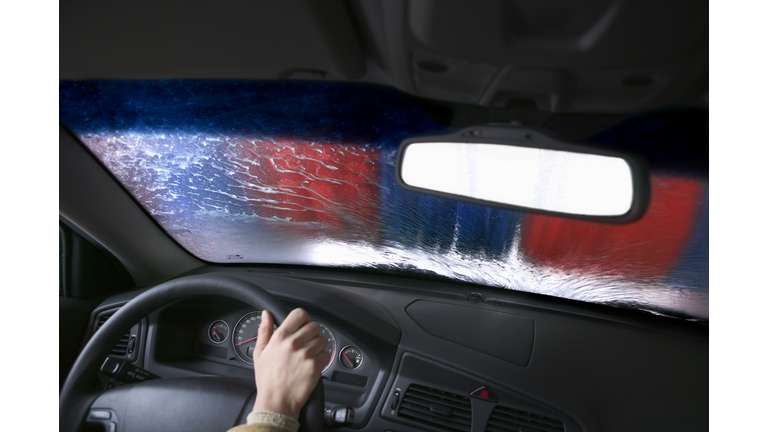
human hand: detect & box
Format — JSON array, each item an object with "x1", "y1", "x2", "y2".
[{"x1": 251, "y1": 308, "x2": 331, "y2": 420}]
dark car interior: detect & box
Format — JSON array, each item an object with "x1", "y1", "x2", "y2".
[{"x1": 57, "y1": 1, "x2": 709, "y2": 432}]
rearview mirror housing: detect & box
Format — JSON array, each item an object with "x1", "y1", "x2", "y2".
[{"x1": 397, "y1": 124, "x2": 650, "y2": 223}]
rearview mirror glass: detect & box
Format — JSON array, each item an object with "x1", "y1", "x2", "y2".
[{"x1": 398, "y1": 125, "x2": 649, "y2": 222}]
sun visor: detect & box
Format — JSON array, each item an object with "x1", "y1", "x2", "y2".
[{"x1": 60, "y1": 0, "x2": 365, "y2": 80}]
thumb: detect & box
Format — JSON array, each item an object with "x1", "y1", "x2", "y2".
[{"x1": 254, "y1": 310, "x2": 273, "y2": 359}]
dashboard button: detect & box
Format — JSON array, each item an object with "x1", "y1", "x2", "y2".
[
  {"x1": 391, "y1": 389, "x2": 401, "y2": 410},
  {"x1": 89, "y1": 410, "x2": 111, "y2": 420}
]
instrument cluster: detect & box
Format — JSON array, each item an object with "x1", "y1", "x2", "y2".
[{"x1": 197, "y1": 308, "x2": 365, "y2": 374}]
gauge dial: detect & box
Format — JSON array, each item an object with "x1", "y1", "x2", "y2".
[
  {"x1": 339, "y1": 346, "x2": 363, "y2": 369},
  {"x1": 232, "y1": 311, "x2": 276, "y2": 364},
  {"x1": 315, "y1": 322, "x2": 336, "y2": 373},
  {"x1": 208, "y1": 320, "x2": 229, "y2": 344}
]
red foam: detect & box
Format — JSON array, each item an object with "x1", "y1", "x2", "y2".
[
  {"x1": 229, "y1": 137, "x2": 381, "y2": 229},
  {"x1": 519, "y1": 175, "x2": 705, "y2": 279}
]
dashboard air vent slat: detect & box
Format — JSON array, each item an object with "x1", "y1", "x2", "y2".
[
  {"x1": 486, "y1": 405, "x2": 565, "y2": 432},
  {"x1": 95, "y1": 309, "x2": 131, "y2": 357},
  {"x1": 397, "y1": 384, "x2": 472, "y2": 432}
]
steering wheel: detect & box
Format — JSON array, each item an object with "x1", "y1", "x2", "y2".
[{"x1": 59, "y1": 274, "x2": 325, "y2": 432}]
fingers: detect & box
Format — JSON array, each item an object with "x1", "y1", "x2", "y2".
[
  {"x1": 290, "y1": 317, "x2": 321, "y2": 346},
  {"x1": 277, "y1": 308, "x2": 312, "y2": 335},
  {"x1": 299, "y1": 335, "x2": 331, "y2": 378},
  {"x1": 254, "y1": 310, "x2": 274, "y2": 358},
  {"x1": 302, "y1": 329, "x2": 326, "y2": 355},
  {"x1": 300, "y1": 325, "x2": 332, "y2": 375},
  {"x1": 281, "y1": 309, "x2": 331, "y2": 361},
  {"x1": 262, "y1": 308, "x2": 329, "y2": 371}
]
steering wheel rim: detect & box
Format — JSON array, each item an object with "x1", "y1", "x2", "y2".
[{"x1": 59, "y1": 274, "x2": 325, "y2": 432}]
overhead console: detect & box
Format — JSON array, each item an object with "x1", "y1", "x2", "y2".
[{"x1": 350, "y1": 0, "x2": 708, "y2": 112}]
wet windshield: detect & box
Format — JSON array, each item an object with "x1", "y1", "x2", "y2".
[{"x1": 60, "y1": 80, "x2": 708, "y2": 321}]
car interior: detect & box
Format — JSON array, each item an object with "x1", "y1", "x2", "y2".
[{"x1": 58, "y1": 1, "x2": 708, "y2": 432}]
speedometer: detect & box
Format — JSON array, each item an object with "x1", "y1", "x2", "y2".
[{"x1": 232, "y1": 311, "x2": 275, "y2": 364}]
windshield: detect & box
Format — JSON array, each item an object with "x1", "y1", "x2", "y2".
[{"x1": 60, "y1": 80, "x2": 708, "y2": 321}]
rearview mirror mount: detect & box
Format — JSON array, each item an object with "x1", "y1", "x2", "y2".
[{"x1": 397, "y1": 124, "x2": 649, "y2": 223}]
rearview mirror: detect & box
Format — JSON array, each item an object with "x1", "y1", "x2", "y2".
[{"x1": 397, "y1": 125, "x2": 649, "y2": 223}]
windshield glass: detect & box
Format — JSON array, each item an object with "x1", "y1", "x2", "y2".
[{"x1": 60, "y1": 81, "x2": 708, "y2": 321}]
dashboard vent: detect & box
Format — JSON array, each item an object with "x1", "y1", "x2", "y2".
[
  {"x1": 486, "y1": 405, "x2": 565, "y2": 432},
  {"x1": 95, "y1": 309, "x2": 131, "y2": 357},
  {"x1": 397, "y1": 384, "x2": 472, "y2": 432}
]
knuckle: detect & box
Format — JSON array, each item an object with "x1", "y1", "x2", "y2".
[
  {"x1": 289, "y1": 336, "x2": 303, "y2": 350},
  {"x1": 307, "y1": 323, "x2": 320, "y2": 336}
]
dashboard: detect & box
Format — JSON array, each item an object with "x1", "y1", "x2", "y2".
[{"x1": 86, "y1": 266, "x2": 708, "y2": 432}]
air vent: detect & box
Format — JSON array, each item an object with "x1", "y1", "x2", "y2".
[
  {"x1": 95, "y1": 310, "x2": 131, "y2": 357},
  {"x1": 397, "y1": 384, "x2": 472, "y2": 432},
  {"x1": 486, "y1": 405, "x2": 565, "y2": 432}
]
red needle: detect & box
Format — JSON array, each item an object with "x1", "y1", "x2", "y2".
[
  {"x1": 343, "y1": 352, "x2": 354, "y2": 367},
  {"x1": 212, "y1": 329, "x2": 221, "y2": 341},
  {"x1": 235, "y1": 335, "x2": 258, "y2": 347}
]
